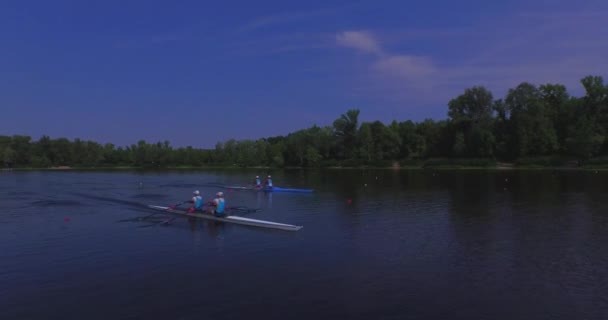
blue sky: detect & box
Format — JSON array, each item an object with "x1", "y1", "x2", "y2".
[{"x1": 1, "y1": 0, "x2": 607, "y2": 147}]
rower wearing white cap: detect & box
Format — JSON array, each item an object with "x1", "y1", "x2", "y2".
[
  {"x1": 187, "y1": 190, "x2": 203, "y2": 213},
  {"x1": 254, "y1": 176, "x2": 261, "y2": 188},
  {"x1": 264, "y1": 175, "x2": 273, "y2": 187},
  {"x1": 208, "y1": 191, "x2": 226, "y2": 217}
]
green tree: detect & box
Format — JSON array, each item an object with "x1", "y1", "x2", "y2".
[
  {"x1": 235, "y1": 140, "x2": 257, "y2": 167},
  {"x1": 580, "y1": 75, "x2": 608, "y2": 154},
  {"x1": 581, "y1": 75, "x2": 607, "y2": 108},
  {"x1": 505, "y1": 82, "x2": 558, "y2": 157},
  {"x1": 3, "y1": 146, "x2": 16, "y2": 167},
  {"x1": 72, "y1": 138, "x2": 86, "y2": 165},
  {"x1": 254, "y1": 139, "x2": 270, "y2": 166},
  {"x1": 493, "y1": 99, "x2": 511, "y2": 159},
  {"x1": 83, "y1": 141, "x2": 104, "y2": 166},
  {"x1": 452, "y1": 132, "x2": 466, "y2": 156},
  {"x1": 305, "y1": 146, "x2": 321, "y2": 167},
  {"x1": 223, "y1": 139, "x2": 238, "y2": 165},
  {"x1": 565, "y1": 116, "x2": 604, "y2": 158},
  {"x1": 396, "y1": 121, "x2": 428, "y2": 159},
  {"x1": 270, "y1": 141, "x2": 286, "y2": 167},
  {"x1": 317, "y1": 126, "x2": 335, "y2": 159},
  {"x1": 333, "y1": 109, "x2": 360, "y2": 159},
  {"x1": 358, "y1": 123, "x2": 374, "y2": 162},
  {"x1": 447, "y1": 87, "x2": 495, "y2": 157},
  {"x1": 35, "y1": 135, "x2": 53, "y2": 164},
  {"x1": 381, "y1": 122, "x2": 401, "y2": 160},
  {"x1": 52, "y1": 138, "x2": 72, "y2": 165},
  {"x1": 31, "y1": 155, "x2": 52, "y2": 168},
  {"x1": 417, "y1": 119, "x2": 449, "y2": 157},
  {"x1": 10, "y1": 135, "x2": 32, "y2": 166},
  {"x1": 284, "y1": 130, "x2": 307, "y2": 166},
  {"x1": 539, "y1": 84, "x2": 571, "y2": 152},
  {"x1": 103, "y1": 143, "x2": 116, "y2": 165}
]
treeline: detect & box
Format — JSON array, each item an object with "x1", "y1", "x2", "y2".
[
  {"x1": 0, "y1": 137, "x2": 215, "y2": 168},
  {"x1": 2, "y1": 76, "x2": 607, "y2": 168}
]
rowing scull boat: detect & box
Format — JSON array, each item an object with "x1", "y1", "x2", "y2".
[
  {"x1": 147, "y1": 205, "x2": 303, "y2": 231},
  {"x1": 225, "y1": 186, "x2": 314, "y2": 193}
]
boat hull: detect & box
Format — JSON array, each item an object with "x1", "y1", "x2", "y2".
[
  {"x1": 147, "y1": 205, "x2": 303, "y2": 231},
  {"x1": 263, "y1": 186, "x2": 313, "y2": 193},
  {"x1": 225, "y1": 185, "x2": 314, "y2": 193}
]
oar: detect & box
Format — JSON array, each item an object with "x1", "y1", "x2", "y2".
[
  {"x1": 159, "y1": 217, "x2": 176, "y2": 225},
  {"x1": 117, "y1": 208, "x2": 173, "y2": 223},
  {"x1": 140, "y1": 201, "x2": 186, "y2": 220},
  {"x1": 168, "y1": 201, "x2": 187, "y2": 210},
  {"x1": 117, "y1": 201, "x2": 188, "y2": 224}
]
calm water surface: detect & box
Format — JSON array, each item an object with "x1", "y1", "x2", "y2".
[{"x1": 1, "y1": 169, "x2": 607, "y2": 319}]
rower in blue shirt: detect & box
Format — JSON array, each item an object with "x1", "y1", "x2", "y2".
[
  {"x1": 187, "y1": 190, "x2": 203, "y2": 213},
  {"x1": 264, "y1": 175, "x2": 273, "y2": 188},
  {"x1": 254, "y1": 176, "x2": 261, "y2": 188},
  {"x1": 208, "y1": 192, "x2": 226, "y2": 217}
]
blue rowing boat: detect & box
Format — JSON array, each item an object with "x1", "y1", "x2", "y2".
[
  {"x1": 262, "y1": 186, "x2": 313, "y2": 193},
  {"x1": 224, "y1": 185, "x2": 314, "y2": 193}
]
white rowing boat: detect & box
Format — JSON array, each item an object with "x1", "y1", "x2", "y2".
[{"x1": 147, "y1": 205, "x2": 303, "y2": 231}]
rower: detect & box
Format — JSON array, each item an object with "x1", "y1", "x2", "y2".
[
  {"x1": 264, "y1": 175, "x2": 273, "y2": 187},
  {"x1": 254, "y1": 176, "x2": 261, "y2": 188},
  {"x1": 187, "y1": 190, "x2": 203, "y2": 213},
  {"x1": 207, "y1": 192, "x2": 226, "y2": 217}
]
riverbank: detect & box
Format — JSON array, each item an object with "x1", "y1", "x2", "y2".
[{"x1": 3, "y1": 163, "x2": 607, "y2": 171}]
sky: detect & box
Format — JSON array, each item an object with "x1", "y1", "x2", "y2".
[{"x1": 1, "y1": 0, "x2": 607, "y2": 148}]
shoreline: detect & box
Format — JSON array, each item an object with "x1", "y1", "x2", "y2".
[{"x1": 3, "y1": 164, "x2": 606, "y2": 171}]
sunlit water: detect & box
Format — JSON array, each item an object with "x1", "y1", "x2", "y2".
[{"x1": 1, "y1": 169, "x2": 607, "y2": 319}]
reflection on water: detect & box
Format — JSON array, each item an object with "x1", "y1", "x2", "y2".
[{"x1": 0, "y1": 169, "x2": 607, "y2": 319}]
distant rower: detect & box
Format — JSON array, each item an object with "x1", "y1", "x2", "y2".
[
  {"x1": 264, "y1": 175, "x2": 273, "y2": 187},
  {"x1": 254, "y1": 176, "x2": 261, "y2": 188}
]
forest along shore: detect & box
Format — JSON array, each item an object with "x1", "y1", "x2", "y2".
[{"x1": 1, "y1": 75, "x2": 607, "y2": 170}]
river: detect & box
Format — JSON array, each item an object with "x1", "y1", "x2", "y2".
[{"x1": 1, "y1": 169, "x2": 607, "y2": 319}]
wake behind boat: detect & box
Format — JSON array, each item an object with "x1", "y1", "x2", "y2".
[{"x1": 147, "y1": 205, "x2": 303, "y2": 231}]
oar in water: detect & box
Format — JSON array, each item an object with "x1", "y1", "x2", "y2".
[
  {"x1": 117, "y1": 201, "x2": 191, "y2": 224},
  {"x1": 159, "y1": 217, "x2": 176, "y2": 225},
  {"x1": 131, "y1": 201, "x2": 187, "y2": 221},
  {"x1": 136, "y1": 202, "x2": 185, "y2": 226},
  {"x1": 168, "y1": 201, "x2": 188, "y2": 210}
]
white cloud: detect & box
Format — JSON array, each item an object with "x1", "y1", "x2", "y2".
[
  {"x1": 373, "y1": 55, "x2": 436, "y2": 79},
  {"x1": 336, "y1": 31, "x2": 383, "y2": 55},
  {"x1": 239, "y1": 11, "x2": 322, "y2": 32},
  {"x1": 334, "y1": 7, "x2": 608, "y2": 105},
  {"x1": 238, "y1": 4, "x2": 359, "y2": 33},
  {"x1": 335, "y1": 30, "x2": 439, "y2": 98}
]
